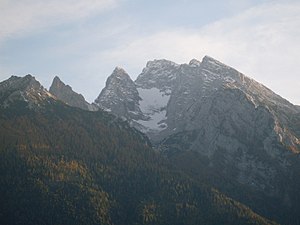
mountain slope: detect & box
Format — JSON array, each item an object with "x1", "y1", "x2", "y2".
[
  {"x1": 49, "y1": 76, "x2": 95, "y2": 111},
  {"x1": 0, "y1": 75, "x2": 277, "y2": 225}
]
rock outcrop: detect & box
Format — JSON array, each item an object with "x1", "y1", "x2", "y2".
[{"x1": 49, "y1": 76, "x2": 95, "y2": 111}]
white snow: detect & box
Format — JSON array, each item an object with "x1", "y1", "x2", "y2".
[
  {"x1": 224, "y1": 76, "x2": 235, "y2": 83},
  {"x1": 136, "y1": 87, "x2": 170, "y2": 131},
  {"x1": 128, "y1": 110, "x2": 140, "y2": 115},
  {"x1": 206, "y1": 60, "x2": 220, "y2": 67},
  {"x1": 103, "y1": 108, "x2": 112, "y2": 112},
  {"x1": 202, "y1": 69, "x2": 220, "y2": 78},
  {"x1": 137, "y1": 109, "x2": 167, "y2": 131},
  {"x1": 20, "y1": 91, "x2": 28, "y2": 102}
]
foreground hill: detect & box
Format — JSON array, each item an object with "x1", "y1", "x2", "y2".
[{"x1": 0, "y1": 75, "x2": 276, "y2": 225}]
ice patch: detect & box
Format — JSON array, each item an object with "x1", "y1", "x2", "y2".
[
  {"x1": 103, "y1": 108, "x2": 112, "y2": 112},
  {"x1": 136, "y1": 87, "x2": 170, "y2": 131},
  {"x1": 137, "y1": 109, "x2": 167, "y2": 131}
]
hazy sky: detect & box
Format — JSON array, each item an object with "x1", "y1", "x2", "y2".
[{"x1": 0, "y1": 0, "x2": 299, "y2": 104}]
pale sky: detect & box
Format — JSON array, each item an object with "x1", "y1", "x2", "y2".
[{"x1": 0, "y1": 0, "x2": 299, "y2": 104}]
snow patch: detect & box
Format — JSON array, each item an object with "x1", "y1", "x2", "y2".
[
  {"x1": 224, "y1": 76, "x2": 235, "y2": 83},
  {"x1": 137, "y1": 110, "x2": 167, "y2": 131},
  {"x1": 136, "y1": 87, "x2": 170, "y2": 131}
]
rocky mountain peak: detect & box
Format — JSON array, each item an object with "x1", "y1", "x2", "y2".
[
  {"x1": 136, "y1": 59, "x2": 179, "y2": 91},
  {"x1": 49, "y1": 76, "x2": 94, "y2": 111},
  {"x1": 51, "y1": 76, "x2": 64, "y2": 88},
  {"x1": 3, "y1": 74, "x2": 40, "y2": 90},
  {"x1": 0, "y1": 75, "x2": 54, "y2": 108},
  {"x1": 94, "y1": 67, "x2": 143, "y2": 120},
  {"x1": 105, "y1": 67, "x2": 133, "y2": 87},
  {"x1": 200, "y1": 55, "x2": 237, "y2": 79},
  {"x1": 202, "y1": 55, "x2": 224, "y2": 65},
  {"x1": 112, "y1": 66, "x2": 129, "y2": 77},
  {"x1": 189, "y1": 59, "x2": 201, "y2": 67},
  {"x1": 145, "y1": 59, "x2": 178, "y2": 69},
  {"x1": 114, "y1": 66, "x2": 124, "y2": 71}
]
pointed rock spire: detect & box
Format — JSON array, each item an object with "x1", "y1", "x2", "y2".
[
  {"x1": 94, "y1": 67, "x2": 143, "y2": 120},
  {"x1": 49, "y1": 76, "x2": 94, "y2": 111},
  {"x1": 189, "y1": 59, "x2": 201, "y2": 67}
]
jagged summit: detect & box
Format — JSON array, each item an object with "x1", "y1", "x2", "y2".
[
  {"x1": 103, "y1": 67, "x2": 133, "y2": 87},
  {"x1": 94, "y1": 67, "x2": 143, "y2": 120},
  {"x1": 136, "y1": 59, "x2": 179, "y2": 91},
  {"x1": 114, "y1": 66, "x2": 126, "y2": 73},
  {"x1": 52, "y1": 75, "x2": 61, "y2": 82},
  {"x1": 1, "y1": 74, "x2": 39, "y2": 90},
  {"x1": 50, "y1": 76, "x2": 71, "y2": 94},
  {"x1": 0, "y1": 74, "x2": 54, "y2": 108},
  {"x1": 108, "y1": 67, "x2": 132, "y2": 85},
  {"x1": 49, "y1": 76, "x2": 94, "y2": 111},
  {"x1": 51, "y1": 76, "x2": 72, "y2": 90},
  {"x1": 145, "y1": 59, "x2": 178, "y2": 69},
  {"x1": 110, "y1": 66, "x2": 129, "y2": 78},
  {"x1": 189, "y1": 58, "x2": 201, "y2": 67},
  {"x1": 200, "y1": 55, "x2": 236, "y2": 76},
  {"x1": 202, "y1": 55, "x2": 224, "y2": 64}
]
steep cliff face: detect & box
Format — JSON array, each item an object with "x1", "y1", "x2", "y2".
[
  {"x1": 159, "y1": 56, "x2": 300, "y2": 150},
  {"x1": 49, "y1": 76, "x2": 95, "y2": 111}
]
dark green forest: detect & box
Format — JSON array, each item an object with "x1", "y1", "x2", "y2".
[{"x1": 0, "y1": 100, "x2": 277, "y2": 225}]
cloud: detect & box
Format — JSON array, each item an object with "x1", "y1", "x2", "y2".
[
  {"x1": 91, "y1": 1, "x2": 300, "y2": 104},
  {"x1": 0, "y1": 0, "x2": 117, "y2": 44}
]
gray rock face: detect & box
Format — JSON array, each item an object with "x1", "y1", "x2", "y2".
[
  {"x1": 135, "y1": 59, "x2": 179, "y2": 92},
  {"x1": 94, "y1": 67, "x2": 144, "y2": 120},
  {"x1": 0, "y1": 74, "x2": 54, "y2": 108},
  {"x1": 49, "y1": 76, "x2": 95, "y2": 111},
  {"x1": 159, "y1": 56, "x2": 300, "y2": 153}
]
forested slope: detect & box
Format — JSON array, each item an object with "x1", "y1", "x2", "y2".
[{"x1": 0, "y1": 99, "x2": 277, "y2": 225}]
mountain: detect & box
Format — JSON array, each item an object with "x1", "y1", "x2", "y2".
[
  {"x1": 0, "y1": 74, "x2": 54, "y2": 109},
  {"x1": 94, "y1": 67, "x2": 144, "y2": 120},
  {"x1": 94, "y1": 60, "x2": 181, "y2": 136},
  {"x1": 95, "y1": 56, "x2": 300, "y2": 224},
  {"x1": 49, "y1": 76, "x2": 96, "y2": 111},
  {"x1": 0, "y1": 75, "x2": 277, "y2": 225}
]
